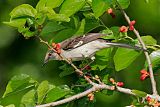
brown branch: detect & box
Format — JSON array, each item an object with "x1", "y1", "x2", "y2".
[
  {"x1": 36, "y1": 83, "x2": 160, "y2": 107},
  {"x1": 118, "y1": 4, "x2": 158, "y2": 96}
]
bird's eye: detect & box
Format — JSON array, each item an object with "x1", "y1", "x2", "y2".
[{"x1": 48, "y1": 53, "x2": 52, "y2": 56}]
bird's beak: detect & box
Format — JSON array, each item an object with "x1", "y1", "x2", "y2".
[{"x1": 42, "y1": 56, "x2": 49, "y2": 67}]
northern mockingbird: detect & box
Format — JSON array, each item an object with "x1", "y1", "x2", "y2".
[{"x1": 44, "y1": 33, "x2": 143, "y2": 63}]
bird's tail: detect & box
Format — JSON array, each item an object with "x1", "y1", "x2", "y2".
[{"x1": 105, "y1": 42, "x2": 146, "y2": 51}]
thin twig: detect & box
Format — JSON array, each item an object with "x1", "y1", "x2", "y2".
[{"x1": 119, "y1": 6, "x2": 158, "y2": 96}]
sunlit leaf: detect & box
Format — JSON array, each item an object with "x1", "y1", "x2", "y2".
[
  {"x1": 10, "y1": 4, "x2": 37, "y2": 19},
  {"x1": 46, "y1": 86, "x2": 70, "y2": 103},
  {"x1": 37, "y1": 80, "x2": 49, "y2": 104},
  {"x1": 92, "y1": 0, "x2": 111, "y2": 18},
  {"x1": 60, "y1": 0, "x2": 85, "y2": 17},
  {"x1": 3, "y1": 19, "x2": 26, "y2": 28},
  {"x1": 132, "y1": 90, "x2": 147, "y2": 97},
  {"x1": 141, "y1": 35, "x2": 157, "y2": 45},
  {"x1": 21, "y1": 89, "x2": 36, "y2": 106},
  {"x1": 117, "y1": 0, "x2": 130, "y2": 9},
  {"x1": 114, "y1": 48, "x2": 141, "y2": 71},
  {"x1": 3, "y1": 74, "x2": 36, "y2": 98},
  {"x1": 40, "y1": 21, "x2": 66, "y2": 36}
]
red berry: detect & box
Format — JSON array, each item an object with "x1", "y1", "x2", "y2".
[
  {"x1": 140, "y1": 74, "x2": 149, "y2": 81},
  {"x1": 129, "y1": 25, "x2": 134, "y2": 31},
  {"x1": 55, "y1": 43, "x2": 61, "y2": 49},
  {"x1": 87, "y1": 93, "x2": 94, "y2": 101},
  {"x1": 107, "y1": 8, "x2": 113, "y2": 14},
  {"x1": 85, "y1": 65, "x2": 91, "y2": 70},
  {"x1": 140, "y1": 69, "x2": 148, "y2": 74},
  {"x1": 116, "y1": 82, "x2": 124, "y2": 87},
  {"x1": 107, "y1": 8, "x2": 116, "y2": 18},
  {"x1": 119, "y1": 26, "x2": 128, "y2": 32},
  {"x1": 109, "y1": 78, "x2": 115, "y2": 84},
  {"x1": 146, "y1": 96, "x2": 151, "y2": 102},
  {"x1": 130, "y1": 20, "x2": 136, "y2": 26}
]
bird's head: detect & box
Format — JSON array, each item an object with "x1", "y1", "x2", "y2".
[{"x1": 44, "y1": 50, "x2": 60, "y2": 64}]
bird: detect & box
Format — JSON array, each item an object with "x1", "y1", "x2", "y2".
[{"x1": 44, "y1": 33, "x2": 143, "y2": 63}]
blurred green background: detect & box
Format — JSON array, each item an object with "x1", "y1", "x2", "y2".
[{"x1": 0, "y1": 0, "x2": 160, "y2": 106}]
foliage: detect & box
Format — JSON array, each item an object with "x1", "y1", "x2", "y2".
[{"x1": 1, "y1": 0, "x2": 160, "y2": 107}]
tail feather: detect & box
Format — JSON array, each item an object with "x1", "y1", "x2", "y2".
[{"x1": 105, "y1": 42, "x2": 146, "y2": 51}]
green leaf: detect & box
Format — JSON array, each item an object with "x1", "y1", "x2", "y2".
[
  {"x1": 48, "y1": 14, "x2": 70, "y2": 22},
  {"x1": 145, "y1": 50, "x2": 160, "y2": 69},
  {"x1": 46, "y1": 0, "x2": 64, "y2": 8},
  {"x1": 59, "y1": 64, "x2": 74, "y2": 77},
  {"x1": 5, "y1": 104, "x2": 15, "y2": 107},
  {"x1": 101, "y1": 29, "x2": 115, "y2": 40},
  {"x1": 101, "y1": 90, "x2": 113, "y2": 96},
  {"x1": 60, "y1": 0, "x2": 86, "y2": 17},
  {"x1": 36, "y1": 0, "x2": 64, "y2": 10},
  {"x1": 10, "y1": 4, "x2": 37, "y2": 19},
  {"x1": 74, "y1": 19, "x2": 85, "y2": 35},
  {"x1": 132, "y1": 90, "x2": 147, "y2": 97},
  {"x1": 92, "y1": 48, "x2": 113, "y2": 70},
  {"x1": 22, "y1": 30, "x2": 37, "y2": 38},
  {"x1": 84, "y1": 18, "x2": 101, "y2": 33},
  {"x1": 114, "y1": 48, "x2": 141, "y2": 71},
  {"x1": 36, "y1": 0, "x2": 47, "y2": 11},
  {"x1": 46, "y1": 86, "x2": 70, "y2": 103},
  {"x1": 3, "y1": 74, "x2": 36, "y2": 98},
  {"x1": 21, "y1": 89, "x2": 36, "y2": 106},
  {"x1": 92, "y1": 0, "x2": 111, "y2": 18},
  {"x1": 102, "y1": 75, "x2": 109, "y2": 84},
  {"x1": 117, "y1": 0, "x2": 130, "y2": 9},
  {"x1": 40, "y1": 21, "x2": 66, "y2": 36},
  {"x1": 37, "y1": 80, "x2": 49, "y2": 104},
  {"x1": 3, "y1": 19, "x2": 26, "y2": 28},
  {"x1": 141, "y1": 35, "x2": 157, "y2": 45},
  {"x1": 52, "y1": 28, "x2": 76, "y2": 43}
]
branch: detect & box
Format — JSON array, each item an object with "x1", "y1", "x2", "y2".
[
  {"x1": 36, "y1": 83, "x2": 160, "y2": 107},
  {"x1": 118, "y1": 4, "x2": 158, "y2": 96}
]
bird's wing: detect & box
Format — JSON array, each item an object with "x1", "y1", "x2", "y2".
[{"x1": 60, "y1": 33, "x2": 107, "y2": 50}]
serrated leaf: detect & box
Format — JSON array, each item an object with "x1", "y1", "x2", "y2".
[
  {"x1": 21, "y1": 89, "x2": 36, "y2": 106},
  {"x1": 37, "y1": 80, "x2": 49, "y2": 104},
  {"x1": 114, "y1": 48, "x2": 141, "y2": 71},
  {"x1": 132, "y1": 90, "x2": 147, "y2": 97},
  {"x1": 141, "y1": 36, "x2": 157, "y2": 45},
  {"x1": 92, "y1": 0, "x2": 111, "y2": 18},
  {"x1": 10, "y1": 4, "x2": 37, "y2": 19},
  {"x1": 117, "y1": 0, "x2": 130, "y2": 9},
  {"x1": 3, "y1": 19, "x2": 26, "y2": 28},
  {"x1": 60, "y1": 0, "x2": 85, "y2": 17},
  {"x1": 46, "y1": 86, "x2": 70, "y2": 103},
  {"x1": 3, "y1": 74, "x2": 36, "y2": 98},
  {"x1": 40, "y1": 21, "x2": 66, "y2": 36}
]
